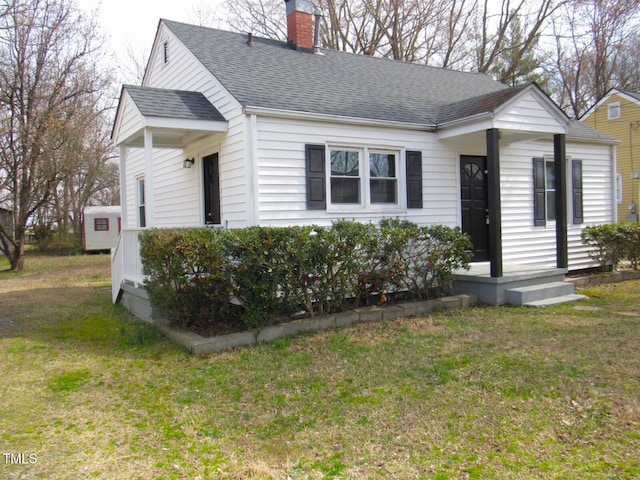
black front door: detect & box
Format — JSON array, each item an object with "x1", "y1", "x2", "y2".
[
  {"x1": 203, "y1": 153, "x2": 221, "y2": 225},
  {"x1": 460, "y1": 155, "x2": 489, "y2": 261}
]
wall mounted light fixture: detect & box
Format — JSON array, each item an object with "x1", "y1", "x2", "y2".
[{"x1": 183, "y1": 157, "x2": 195, "y2": 169}]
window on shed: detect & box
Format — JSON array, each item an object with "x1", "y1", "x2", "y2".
[
  {"x1": 608, "y1": 102, "x2": 620, "y2": 120},
  {"x1": 94, "y1": 218, "x2": 109, "y2": 231}
]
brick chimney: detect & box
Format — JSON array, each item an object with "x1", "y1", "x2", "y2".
[{"x1": 285, "y1": 0, "x2": 314, "y2": 50}]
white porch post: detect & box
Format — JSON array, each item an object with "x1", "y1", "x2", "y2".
[
  {"x1": 119, "y1": 145, "x2": 128, "y2": 228},
  {"x1": 144, "y1": 128, "x2": 155, "y2": 227}
]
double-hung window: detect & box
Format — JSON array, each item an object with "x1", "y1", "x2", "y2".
[
  {"x1": 305, "y1": 144, "x2": 422, "y2": 211},
  {"x1": 328, "y1": 146, "x2": 399, "y2": 208},
  {"x1": 137, "y1": 177, "x2": 146, "y2": 228},
  {"x1": 545, "y1": 160, "x2": 556, "y2": 221},
  {"x1": 369, "y1": 152, "x2": 397, "y2": 204},
  {"x1": 533, "y1": 157, "x2": 583, "y2": 226},
  {"x1": 330, "y1": 149, "x2": 361, "y2": 204},
  {"x1": 534, "y1": 157, "x2": 556, "y2": 224},
  {"x1": 608, "y1": 102, "x2": 620, "y2": 120}
]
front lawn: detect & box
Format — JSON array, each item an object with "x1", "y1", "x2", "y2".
[{"x1": 1, "y1": 254, "x2": 638, "y2": 479}]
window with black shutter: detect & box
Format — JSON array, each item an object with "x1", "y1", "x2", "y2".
[
  {"x1": 533, "y1": 157, "x2": 546, "y2": 226},
  {"x1": 406, "y1": 150, "x2": 423, "y2": 209},
  {"x1": 305, "y1": 144, "x2": 326, "y2": 210},
  {"x1": 305, "y1": 144, "x2": 422, "y2": 211},
  {"x1": 572, "y1": 159, "x2": 583, "y2": 224}
]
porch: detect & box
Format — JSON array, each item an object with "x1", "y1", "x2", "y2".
[{"x1": 453, "y1": 262, "x2": 585, "y2": 306}]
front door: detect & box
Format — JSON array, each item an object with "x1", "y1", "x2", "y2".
[
  {"x1": 460, "y1": 155, "x2": 489, "y2": 261},
  {"x1": 203, "y1": 153, "x2": 221, "y2": 225}
]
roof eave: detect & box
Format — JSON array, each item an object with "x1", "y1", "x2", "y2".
[{"x1": 243, "y1": 105, "x2": 435, "y2": 131}]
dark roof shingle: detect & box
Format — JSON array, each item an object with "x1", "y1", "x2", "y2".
[
  {"x1": 162, "y1": 19, "x2": 507, "y2": 125},
  {"x1": 125, "y1": 85, "x2": 226, "y2": 122},
  {"x1": 155, "y1": 20, "x2": 614, "y2": 144}
]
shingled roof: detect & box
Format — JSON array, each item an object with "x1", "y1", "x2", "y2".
[
  {"x1": 125, "y1": 85, "x2": 226, "y2": 122},
  {"x1": 162, "y1": 19, "x2": 508, "y2": 126},
  {"x1": 135, "y1": 19, "x2": 611, "y2": 143}
]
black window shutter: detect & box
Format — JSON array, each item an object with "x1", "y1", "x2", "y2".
[
  {"x1": 305, "y1": 144, "x2": 326, "y2": 210},
  {"x1": 406, "y1": 150, "x2": 423, "y2": 208},
  {"x1": 533, "y1": 157, "x2": 546, "y2": 226},
  {"x1": 572, "y1": 159, "x2": 583, "y2": 224}
]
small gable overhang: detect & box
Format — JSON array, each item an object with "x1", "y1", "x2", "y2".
[
  {"x1": 436, "y1": 83, "x2": 568, "y2": 143},
  {"x1": 111, "y1": 86, "x2": 227, "y2": 149}
]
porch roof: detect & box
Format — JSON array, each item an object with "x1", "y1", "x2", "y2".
[
  {"x1": 112, "y1": 85, "x2": 228, "y2": 148},
  {"x1": 435, "y1": 83, "x2": 616, "y2": 144}
]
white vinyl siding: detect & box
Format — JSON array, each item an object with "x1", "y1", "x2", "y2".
[
  {"x1": 253, "y1": 116, "x2": 458, "y2": 227},
  {"x1": 112, "y1": 92, "x2": 144, "y2": 146},
  {"x1": 494, "y1": 91, "x2": 565, "y2": 134},
  {"x1": 499, "y1": 139, "x2": 613, "y2": 270},
  {"x1": 121, "y1": 23, "x2": 250, "y2": 229}
]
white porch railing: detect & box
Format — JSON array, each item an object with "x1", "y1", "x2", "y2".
[{"x1": 111, "y1": 228, "x2": 145, "y2": 303}]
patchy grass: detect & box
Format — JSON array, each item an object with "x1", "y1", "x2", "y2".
[{"x1": 1, "y1": 253, "x2": 639, "y2": 479}]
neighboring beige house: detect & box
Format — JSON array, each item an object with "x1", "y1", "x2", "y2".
[{"x1": 581, "y1": 88, "x2": 640, "y2": 222}]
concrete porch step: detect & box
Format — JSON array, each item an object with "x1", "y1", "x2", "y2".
[
  {"x1": 522, "y1": 293, "x2": 588, "y2": 308},
  {"x1": 506, "y1": 281, "x2": 575, "y2": 305}
]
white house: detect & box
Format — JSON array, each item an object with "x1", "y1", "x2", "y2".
[
  {"x1": 111, "y1": 0, "x2": 616, "y2": 313},
  {"x1": 82, "y1": 206, "x2": 121, "y2": 252}
]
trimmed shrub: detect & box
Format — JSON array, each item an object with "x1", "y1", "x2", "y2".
[
  {"x1": 619, "y1": 223, "x2": 640, "y2": 270},
  {"x1": 377, "y1": 219, "x2": 474, "y2": 299},
  {"x1": 139, "y1": 219, "x2": 473, "y2": 332},
  {"x1": 140, "y1": 228, "x2": 234, "y2": 330},
  {"x1": 581, "y1": 223, "x2": 640, "y2": 271},
  {"x1": 224, "y1": 226, "x2": 300, "y2": 328}
]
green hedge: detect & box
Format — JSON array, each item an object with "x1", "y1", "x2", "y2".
[
  {"x1": 581, "y1": 222, "x2": 640, "y2": 271},
  {"x1": 140, "y1": 219, "x2": 473, "y2": 330}
]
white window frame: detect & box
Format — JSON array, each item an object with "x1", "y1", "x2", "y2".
[
  {"x1": 616, "y1": 172, "x2": 623, "y2": 204},
  {"x1": 136, "y1": 177, "x2": 146, "y2": 228},
  {"x1": 608, "y1": 102, "x2": 621, "y2": 120},
  {"x1": 326, "y1": 145, "x2": 405, "y2": 213},
  {"x1": 539, "y1": 155, "x2": 580, "y2": 225},
  {"x1": 543, "y1": 157, "x2": 556, "y2": 222}
]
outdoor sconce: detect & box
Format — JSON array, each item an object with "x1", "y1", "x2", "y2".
[{"x1": 183, "y1": 157, "x2": 195, "y2": 169}]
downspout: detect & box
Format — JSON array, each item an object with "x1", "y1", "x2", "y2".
[{"x1": 611, "y1": 144, "x2": 618, "y2": 223}]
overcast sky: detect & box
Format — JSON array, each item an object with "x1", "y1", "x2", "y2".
[{"x1": 76, "y1": 0, "x2": 227, "y2": 80}]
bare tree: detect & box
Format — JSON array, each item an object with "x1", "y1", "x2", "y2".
[
  {"x1": 546, "y1": 0, "x2": 640, "y2": 118},
  {"x1": 471, "y1": 0, "x2": 566, "y2": 77},
  {"x1": 0, "y1": 0, "x2": 108, "y2": 270},
  {"x1": 225, "y1": 0, "x2": 287, "y2": 41},
  {"x1": 40, "y1": 89, "x2": 119, "y2": 238},
  {"x1": 614, "y1": 32, "x2": 640, "y2": 92}
]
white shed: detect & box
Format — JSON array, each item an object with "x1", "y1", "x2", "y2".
[{"x1": 82, "y1": 206, "x2": 121, "y2": 252}]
